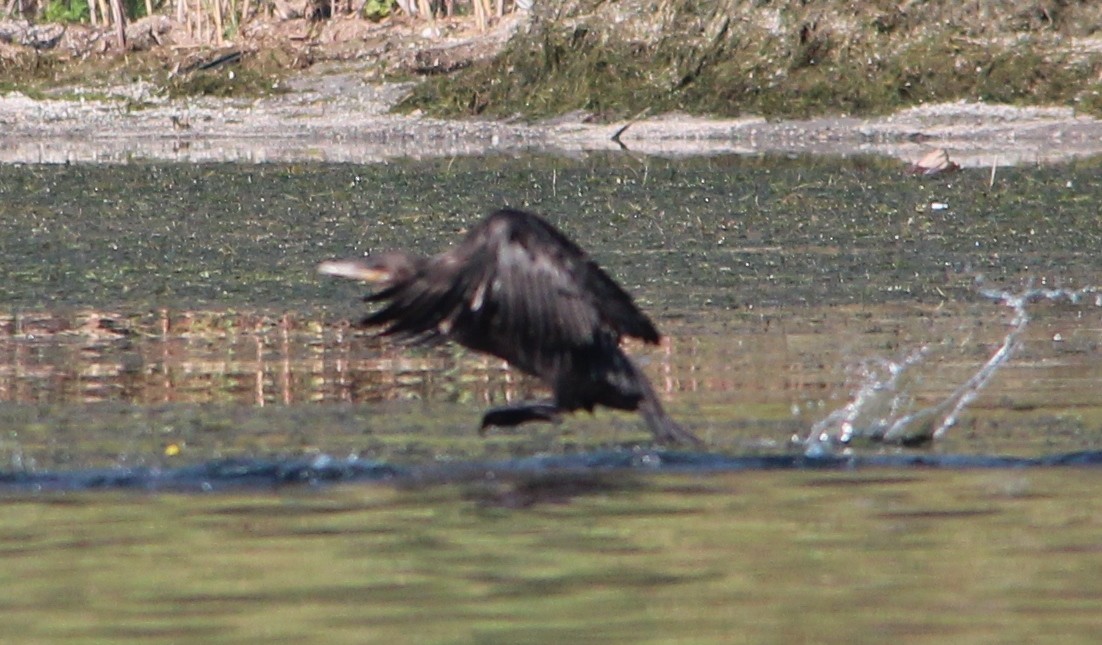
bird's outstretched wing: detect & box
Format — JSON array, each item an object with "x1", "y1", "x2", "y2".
[{"x1": 364, "y1": 209, "x2": 661, "y2": 373}]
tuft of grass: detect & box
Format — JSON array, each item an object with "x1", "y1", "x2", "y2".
[{"x1": 164, "y1": 66, "x2": 289, "y2": 99}]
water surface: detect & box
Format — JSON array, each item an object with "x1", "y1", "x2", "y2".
[
  {"x1": 2, "y1": 154, "x2": 1102, "y2": 642},
  {"x1": 3, "y1": 469, "x2": 1101, "y2": 644}
]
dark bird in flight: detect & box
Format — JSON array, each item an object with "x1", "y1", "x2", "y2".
[{"x1": 318, "y1": 208, "x2": 702, "y2": 446}]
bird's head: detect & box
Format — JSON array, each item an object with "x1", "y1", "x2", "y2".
[{"x1": 317, "y1": 251, "x2": 418, "y2": 288}]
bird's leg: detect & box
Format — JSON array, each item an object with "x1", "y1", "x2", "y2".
[
  {"x1": 480, "y1": 401, "x2": 563, "y2": 434},
  {"x1": 627, "y1": 358, "x2": 706, "y2": 448}
]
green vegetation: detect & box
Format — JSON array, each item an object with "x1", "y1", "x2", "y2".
[
  {"x1": 363, "y1": 0, "x2": 393, "y2": 20},
  {"x1": 39, "y1": 0, "x2": 155, "y2": 23},
  {"x1": 164, "y1": 65, "x2": 289, "y2": 99},
  {"x1": 43, "y1": 0, "x2": 89, "y2": 23},
  {"x1": 0, "y1": 46, "x2": 292, "y2": 102},
  {"x1": 400, "y1": 0, "x2": 1102, "y2": 119}
]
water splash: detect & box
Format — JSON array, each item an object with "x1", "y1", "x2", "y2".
[
  {"x1": 805, "y1": 283, "x2": 1102, "y2": 456},
  {"x1": 803, "y1": 347, "x2": 930, "y2": 456}
]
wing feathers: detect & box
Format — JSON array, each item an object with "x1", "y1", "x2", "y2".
[{"x1": 358, "y1": 209, "x2": 661, "y2": 371}]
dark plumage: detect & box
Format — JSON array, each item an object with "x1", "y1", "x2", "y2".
[{"x1": 318, "y1": 208, "x2": 702, "y2": 446}]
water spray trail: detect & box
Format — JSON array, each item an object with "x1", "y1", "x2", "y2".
[
  {"x1": 807, "y1": 283, "x2": 1102, "y2": 455},
  {"x1": 883, "y1": 287, "x2": 1028, "y2": 442},
  {"x1": 804, "y1": 347, "x2": 929, "y2": 456}
]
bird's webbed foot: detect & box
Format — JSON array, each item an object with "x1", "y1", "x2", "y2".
[{"x1": 480, "y1": 401, "x2": 563, "y2": 434}]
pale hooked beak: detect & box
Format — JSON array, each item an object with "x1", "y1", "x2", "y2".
[{"x1": 317, "y1": 259, "x2": 391, "y2": 283}]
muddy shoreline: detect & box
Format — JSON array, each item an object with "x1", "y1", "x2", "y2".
[{"x1": 4, "y1": 64, "x2": 1102, "y2": 165}]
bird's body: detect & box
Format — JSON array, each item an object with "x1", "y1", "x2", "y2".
[{"x1": 319, "y1": 209, "x2": 701, "y2": 446}]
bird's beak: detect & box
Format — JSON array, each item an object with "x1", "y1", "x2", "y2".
[{"x1": 317, "y1": 259, "x2": 391, "y2": 283}]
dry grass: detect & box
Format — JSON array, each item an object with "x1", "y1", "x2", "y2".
[{"x1": 1, "y1": 0, "x2": 523, "y2": 49}]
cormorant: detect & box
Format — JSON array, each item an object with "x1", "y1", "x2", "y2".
[{"x1": 318, "y1": 208, "x2": 702, "y2": 446}]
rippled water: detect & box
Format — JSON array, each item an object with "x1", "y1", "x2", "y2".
[
  {"x1": 4, "y1": 470, "x2": 1102, "y2": 643},
  {"x1": 2, "y1": 154, "x2": 1102, "y2": 642}
]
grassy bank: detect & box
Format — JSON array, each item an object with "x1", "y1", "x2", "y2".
[{"x1": 401, "y1": 0, "x2": 1102, "y2": 119}]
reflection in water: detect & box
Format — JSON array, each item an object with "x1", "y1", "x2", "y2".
[
  {"x1": 3, "y1": 299, "x2": 1102, "y2": 469},
  {"x1": 0, "y1": 309, "x2": 548, "y2": 408}
]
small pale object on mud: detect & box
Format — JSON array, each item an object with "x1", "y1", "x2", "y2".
[{"x1": 907, "y1": 148, "x2": 960, "y2": 176}]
